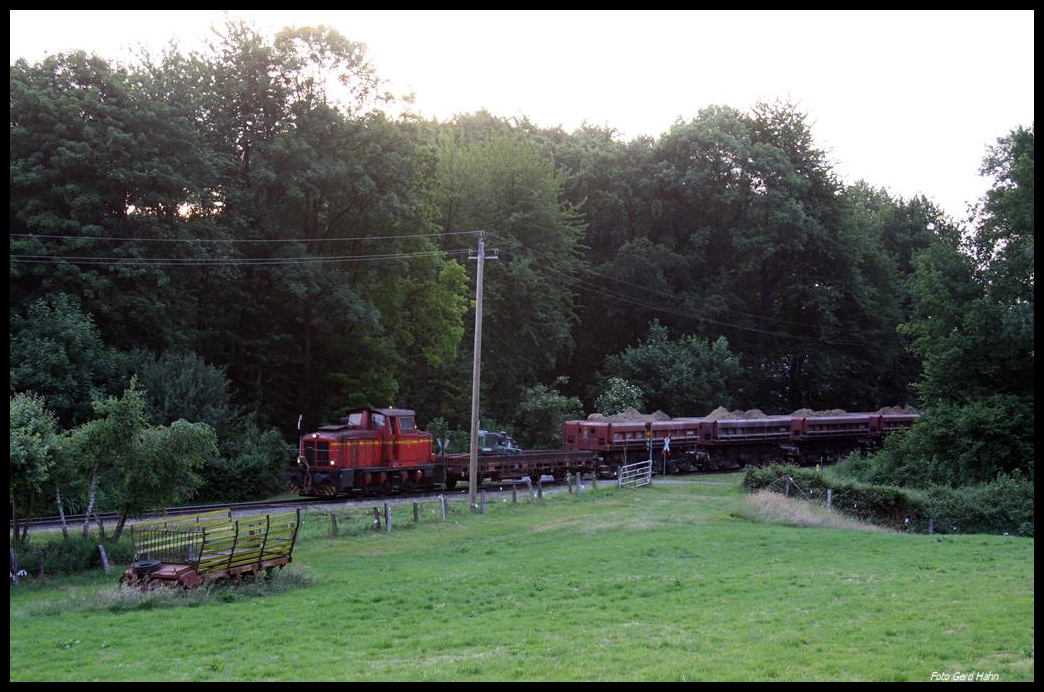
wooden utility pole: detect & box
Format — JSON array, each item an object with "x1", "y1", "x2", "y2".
[{"x1": 468, "y1": 232, "x2": 497, "y2": 510}]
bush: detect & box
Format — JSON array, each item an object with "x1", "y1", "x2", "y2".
[
  {"x1": 854, "y1": 396, "x2": 1034, "y2": 488},
  {"x1": 743, "y1": 464, "x2": 1033, "y2": 536},
  {"x1": 921, "y1": 474, "x2": 1034, "y2": 537},
  {"x1": 513, "y1": 378, "x2": 582, "y2": 449},
  {"x1": 196, "y1": 421, "x2": 289, "y2": 502},
  {"x1": 594, "y1": 377, "x2": 645, "y2": 415},
  {"x1": 12, "y1": 535, "x2": 134, "y2": 577}
]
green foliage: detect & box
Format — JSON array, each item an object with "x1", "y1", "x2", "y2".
[
  {"x1": 745, "y1": 464, "x2": 1034, "y2": 536},
  {"x1": 864, "y1": 124, "x2": 1035, "y2": 492},
  {"x1": 743, "y1": 465, "x2": 922, "y2": 528},
  {"x1": 9, "y1": 21, "x2": 1030, "y2": 521},
  {"x1": 513, "y1": 378, "x2": 583, "y2": 449},
  {"x1": 195, "y1": 419, "x2": 290, "y2": 502},
  {"x1": 10, "y1": 392, "x2": 64, "y2": 542},
  {"x1": 128, "y1": 350, "x2": 235, "y2": 431},
  {"x1": 972, "y1": 124, "x2": 1034, "y2": 305},
  {"x1": 66, "y1": 379, "x2": 151, "y2": 488},
  {"x1": 847, "y1": 397, "x2": 1034, "y2": 488},
  {"x1": 920, "y1": 475, "x2": 1035, "y2": 537},
  {"x1": 594, "y1": 377, "x2": 646, "y2": 415},
  {"x1": 12, "y1": 535, "x2": 134, "y2": 577},
  {"x1": 432, "y1": 123, "x2": 585, "y2": 422},
  {"x1": 10, "y1": 393, "x2": 60, "y2": 502},
  {"x1": 10, "y1": 295, "x2": 117, "y2": 427},
  {"x1": 600, "y1": 320, "x2": 743, "y2": 415},
  {"x1": 129, "y1": 349, "x2": 289, "y2": 503},
  {"x1": 119, "y1": 419, "x2": 217, "y2": 515}
]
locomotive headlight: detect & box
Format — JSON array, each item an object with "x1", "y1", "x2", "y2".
[
  {"x1": 329, "y1": 460, "x2": 336, "y2": 466},
  {"x1": 312, "y1": 433, "x2": 318, "y2": 439}
]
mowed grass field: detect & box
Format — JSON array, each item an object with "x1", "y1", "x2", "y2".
[{"x1": 9, "y1": 474, "x2": 1034, "y2": 681}]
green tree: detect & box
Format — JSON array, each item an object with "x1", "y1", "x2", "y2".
[
  {"x1": 594, "y1": 377, "x2": 646, "y2": 416},
  {"x1": 10, "y1": 51, "x2": 220, "y2": 353},
  {"x1": 111, "y1": 418, "x2": 217, "y2": 540},
  {"x1": 65, "y1": 379, "x2": 150, "y2": 537},
  {"x1": 513, "y1": 378, "x2": 583, "y2": 449},
  {"x1": 432, "y1": 122, "x2": 585, "y2": 422},
  {"x1": 601, "y1": 321, "x2": 744, "y2": 416},
  {"x1": 10, "y1": 295, "x2": 117, "y2": 427},
  {"x1": 873, "y1": 125, "x2": 1034, "y2": 486},
  {"x1": 10, "y1": 393, "x2": 62, "y2": 543},
  {"x1": 971, "y1": 125, "x2": 1034, "y2": 305}
]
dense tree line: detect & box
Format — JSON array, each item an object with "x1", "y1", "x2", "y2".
[{"x1": 10, "y1": 20, "x2": 1033, "y2": 521}]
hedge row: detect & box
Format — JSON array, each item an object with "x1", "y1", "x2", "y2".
[
  {"x1": 11, "y1": 535, "x2": 135, "y2": 577},
  {"x1": 743, "y1": 465, "x2": 1034, "y2": 537}
]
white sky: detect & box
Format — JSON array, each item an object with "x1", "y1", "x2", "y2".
[{"x1": 10, "y1": 10, "x2": 1035, "y2": 222}]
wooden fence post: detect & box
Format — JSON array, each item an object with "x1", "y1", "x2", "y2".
[
  {"x1": 384, "y1": 503, "x2": 392, "y2": 534},
  {"x1": 329, "y1": 513, "x2": 339, "y2": 537},
  {"x1": 373, "y1": 506, "x2": 381, "y2": 530},
  {"x1": 413, "y1": 502, "x2": 420, "y2": 523},
  {"x1": 826, "y1": 488, "x2": 833, "y2": 509}
]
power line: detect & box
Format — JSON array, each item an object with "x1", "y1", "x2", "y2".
[
  {"x1": 486, "y1": 230, "x2": 889, "y2": 342},
  {"x1": 9, "y1": 248, "x2": 471, "y2": 267},
  {"x1": 489, "y1": 236, "x2": 882, "y2": 348},
  {"x1": 9, "y1": 230, "x2": 481, "y2": 244}
]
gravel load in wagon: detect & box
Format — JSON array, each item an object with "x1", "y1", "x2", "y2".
[{"x1": 120, "y1": 508, "x2": 301, "y2": 589}]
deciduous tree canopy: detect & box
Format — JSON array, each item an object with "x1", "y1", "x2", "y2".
[{"x1": 10, "y1": 19, "x2": 1032, "y2": 511}]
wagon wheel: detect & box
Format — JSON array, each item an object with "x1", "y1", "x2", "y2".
[{"x1": 132, "y1": 559, "x2": 162, "y2": 576}]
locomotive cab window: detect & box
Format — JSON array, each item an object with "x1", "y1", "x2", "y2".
[
  {"x1": 371, "y1": 412, "x2": 386, "y2": 428},
  {"x1": 398, "y1": 416, "x2": 415, "y2": 432},
  {"x1": 346, "y1": 413, "x2": 363, "y2": 426}
]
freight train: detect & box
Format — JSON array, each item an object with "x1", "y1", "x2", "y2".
[
  {"x1": 563, "y1": 410, "x2": 919, "y2": 474},
  {"x1": 287, "y1": 406, "x2": 917, "y2": 497}
]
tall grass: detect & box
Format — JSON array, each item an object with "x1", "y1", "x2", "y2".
[{"x1": 737, "y1": 490, "x2": 895, "y2": 533}]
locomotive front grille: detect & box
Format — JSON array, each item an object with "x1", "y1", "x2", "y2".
[{"x1": 303, "y1": 441, "x2": 330, "y2": 466}]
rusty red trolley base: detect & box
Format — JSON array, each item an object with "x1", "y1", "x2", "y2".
[{"x1": 120, "y1": 508, "x2": 301, "y2": 589}]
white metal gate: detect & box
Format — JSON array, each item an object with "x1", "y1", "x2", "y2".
[{"x1": 618, "y1": 460, "x2": 653, "y2": 489}]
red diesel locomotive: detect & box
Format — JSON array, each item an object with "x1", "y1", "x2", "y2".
[{"x1": 288, "y1": 407, "x2": 595, "y2": 497}]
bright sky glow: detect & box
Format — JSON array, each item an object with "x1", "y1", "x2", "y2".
[{"x1": 10, "y1": 10, "x2": 1035, "y2": 222}]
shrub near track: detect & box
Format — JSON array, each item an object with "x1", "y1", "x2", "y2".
[
  {"x1": 9, "y1": 475, "x2": 1035, "y2": 681},
  {"x1": 743, "y1": 464, "x2": 1034, "y2": 536}
]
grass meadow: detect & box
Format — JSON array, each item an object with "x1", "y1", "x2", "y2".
[{"x1": 9, "y1": 474, "x2": 1034, "y2": 681}]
